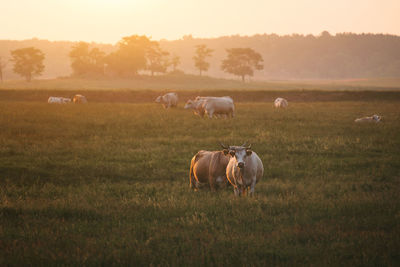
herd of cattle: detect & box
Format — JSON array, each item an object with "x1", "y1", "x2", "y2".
[
  {"x1": 153, "y1": 92, "x2": 382, "y2": 196},
  {"x1": 46, "y1": 91, "x2": 382, "y2": 196},
  {"x1": 48, "y1": 94, "x2": 88, "y2": 104}
]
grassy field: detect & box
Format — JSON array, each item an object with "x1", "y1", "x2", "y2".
[
  {"x1": 1, "y1": 94, "x2": 400, "y2": 265},
  {"x1": 1, "y1": 76, "x2": 400, "y2": 91}
]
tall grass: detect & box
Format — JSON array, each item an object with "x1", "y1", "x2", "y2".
[{"x1": 0, "y1": 101, "x2": 399, "y2": 266}]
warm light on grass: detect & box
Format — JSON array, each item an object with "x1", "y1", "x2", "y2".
[{"x1": 0, "y1": 96, "x2": 399, "y2": 265}]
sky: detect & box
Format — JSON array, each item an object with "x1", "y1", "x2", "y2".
[{"x1": 1, "y1": 0, "x2": 399, "y2": 44}]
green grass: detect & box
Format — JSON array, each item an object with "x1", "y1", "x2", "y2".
[{"x1": 1, "y1": 99, "x2": 399, "y2": 266}]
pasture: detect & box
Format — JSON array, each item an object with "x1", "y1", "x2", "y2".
[{"x1": 1, "y1": 94, "x2": 400, "y2": 266}]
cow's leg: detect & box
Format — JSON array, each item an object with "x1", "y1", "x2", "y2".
[
  {"x1": 249, "y1": 179, "x2": 256, "y2": 196},
  {"x1": 234, "y1": 187, "x2": 240, "y2": 196}
]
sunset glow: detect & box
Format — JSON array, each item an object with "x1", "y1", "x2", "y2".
[{"x1": 1, "y1": 0, "x2": 399, "y2": 43}]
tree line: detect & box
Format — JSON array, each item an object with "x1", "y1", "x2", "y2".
[
  {"x1": 1, "y1": 32, "x2": 400, "y2": 81},
  {"x1": 1, "y1": 35, "x2": 263, "y2": 82}
]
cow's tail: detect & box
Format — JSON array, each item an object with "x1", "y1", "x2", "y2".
[
  {"x1": 189, "y1": 152, "x2": 204, "y2": 190},
  {"x1": 189, "y1": 155, "x2": 197, "y2": 190}
]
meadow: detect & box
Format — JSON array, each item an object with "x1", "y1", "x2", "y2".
[{"x1": 1, "y1": 92, "x2": 400, "y2": 266}]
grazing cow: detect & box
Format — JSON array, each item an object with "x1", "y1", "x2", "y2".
[
  {"x1": 202, "y1": 97, "x2": 235, "y2": 118},
  {"x1": 189, "y1": 150, "x2": 230, "y2": 191},
  {"x1": 195, "y1": 96, "x2": 233, "y2": 103},
  {"x1": 274, "y1": 98, "x2": 288, "y2": 108},
  {"x1": 73, "y1": 94, "x2": 88, "y2": 104},
  {"x1": 355, "y1": 114, "x2": 381, "y2": 123},
  {"x1": 48, "y1": 97, "x2": 71, "y2": 104},
  {"x1": 185, "y1": 96, "x2": 234, "y2": 118},
  {"x1": 222, "y1": 142, "x2": 264, "y2": 196},
  {"x1": 184, "y1": 98, "x2": 207, "y2": 117},
  {"x1": 155, "y1": 92, "x2": 178, "y2": 109}
]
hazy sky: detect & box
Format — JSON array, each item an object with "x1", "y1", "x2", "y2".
[{"x1": 2, "y1": 0, "x2": 399, "y2": 43}]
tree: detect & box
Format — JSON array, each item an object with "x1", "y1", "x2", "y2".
[
  {"x1": 146, "y1": 41, "x2": 170, "y2": 76},
  {"x1": 69, "y1": 42, "x2": 105, "y2": 77},
  {"x1": 106, "y1": 35, "x2": 152, "y2": 77},
  {"x1": 10, "y1": 47, "x2": 45, "y2": 82},
  {"x1": 0, "y1": 56, "x2": 7, "y2": 82},
  {"x1": 193, "y1": 44, "x2": 213, "y2": 76},
  {"x1": 221, "y1": 48, "x2": 263, "y2": 82},
  {"x1": 170, "y1": 55, "x2": 181, "y2": 72}
]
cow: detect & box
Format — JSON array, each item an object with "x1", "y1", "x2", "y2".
[
  {"x1": 222, "y1": 142, "x2": 264, "y2": 196},
  {"x1": 274, "y1": 97, "x2": 288, "y2": 108},
  {"x1": 189, "y1": 150, "x2": 230, "y2": 191},
  {"x1": 184, "y1": 99, "x2": 207, "y2": 117},
  {"x1": 155, "y1": 92, "x2": 178, "y2": 109},
  {"x1": 355, "y1": 114, "x2": 381, "y2": 123},
  {"x1": 195, "y1": 96, "x2": 233, "y2": 103},
  {"x1": 202, "y1": 97, "x2": 235, "y2": 118},
  {"x1": 185, "y1": 96, "x2": 234, "y2": 118},
  {"x1": 73, "y1": 94, "x2": 88, "y2": 104},
  {"x1": 48, "y1": 97, "x2": 71, "y2": 104}
]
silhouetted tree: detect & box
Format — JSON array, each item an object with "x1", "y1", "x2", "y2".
[
  {"x1": 170, "y1": 55, "x2": 181, "y2": 72},
  {"x1": 193, "y1": 44, "x2": 213, "y2": 76},
  {"x1": 146, "y1": 41, "x2": 170, "y2": 76},
  {"x1": 69, "y1": 42, "x2": 105, "y2": 77},
  {"x1": 221, "y1": 48, "x2": 263, "y2": 82},
  {"x1": 10, "y1": 47, "x2": 45, "y2": 82},
  {"x1": 106, "y1": 35, "x2": 151, "y2": 77}
]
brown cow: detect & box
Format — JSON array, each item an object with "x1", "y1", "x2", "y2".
[{"x1": 189, "y1": 150, "x2": 230, "y2": 191}]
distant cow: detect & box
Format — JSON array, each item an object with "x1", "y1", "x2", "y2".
[
  {"x1": 184, "y1": 98, "x2": 207, "y2": 117},
  {"x1": 195, "y1": 96, "x2": 233, "y2": 103},
  {"x1": 73, "y1": 94, "x2": 88, "y2": 104},
  {"x1": 203, "y1": 97, "x2": 235, "y2": 118},
  {"x1": 185, "y1": 96, "x2": 234, "y2": 118},
  {"x1": 274, "y1": 98, "x2": 288, "y2": 108},
  {"x1": 355, "y1": 114, "x2": 381, "y2": 123},
  {"x1": 155, "y1": 92, "x2": 178, "y2": 109},
  {"x1": 222, "y1": 142, "x2": 264, "y2": 196},
  {"x1": 48, "y1": 97, "x2": 71, "y2": 104},
  {"x1": 189, "y1": 150, "x2": 230, "y2": 191}
]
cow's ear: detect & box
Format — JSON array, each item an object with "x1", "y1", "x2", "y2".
[
  {"x1": 223, "y1": 149, "x2": 229, "y2": 155},
  {"x1": 246, "y1": 150, "x2": 252, "y2": 156},
  {"x1": 230, "y1": 150, "x2": 235, "y2": 156}
]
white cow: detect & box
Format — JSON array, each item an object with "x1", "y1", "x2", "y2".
[
  {"x1": 155, "y1": 92, "x2": 178, "y2": 109},
  {"x1": 195, "y1": 96, "x2": 233, "y2": 103},
  {"x1": 202, "y1": 97, "x2": 235, "y2": 118},
  {"x1": 274, "y1": 98, "x2": 288, "y2": 108},
  {"x1": 185, "y1": 96, "x2": 234, "y2": 118},
  {"x1": 355, "y1": 114, "x2": 381, "y2": 123},
  {"x1": 222, "y1": 142, "x2": 264, "y2": 196},
  {"x1": 184, "y1": 99, "x2": 207, "y2": 117},
  {"x1": 48, "y1": 97, "x2": 71, "y2": 104}
]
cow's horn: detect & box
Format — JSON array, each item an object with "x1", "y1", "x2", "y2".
[
  {"x1": 242, "y1": 141, "x2": 251, "y2": 149},
  {"x1": 220, "y1": 142, "x2": 229, "y2": 149}
]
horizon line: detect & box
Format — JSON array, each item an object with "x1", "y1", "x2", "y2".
[{"x1": 1, "y1": 31, "x2": 400, "y2": 44}]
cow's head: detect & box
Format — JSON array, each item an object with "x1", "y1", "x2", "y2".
[
  {"x1": 155, "y1": 96, "x2": 162, "y2": 103},
  {"x1": 184, "y1": 100, "x2": 194, "y2": 109},
  {"x1": 373, "y1": 114, "x2": 381, "y2": 122},
  {"x1": 221, "y1": 142, "x2": 252, "y2": 169}
]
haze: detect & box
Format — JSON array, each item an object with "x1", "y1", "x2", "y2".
[{"x1": 2, "y1": 0, "x2": 399, "y2": 43}]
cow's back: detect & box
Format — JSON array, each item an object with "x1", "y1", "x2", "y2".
[
  {"x1": 209, "y1": 151, "x2": 230, "y2": 187},
  {"x1": 191, "y1": 150, "x2": 212, "y2": 185},
  {"x1": 165, "y1": 93, "x2": 178, "y2": 106}
]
